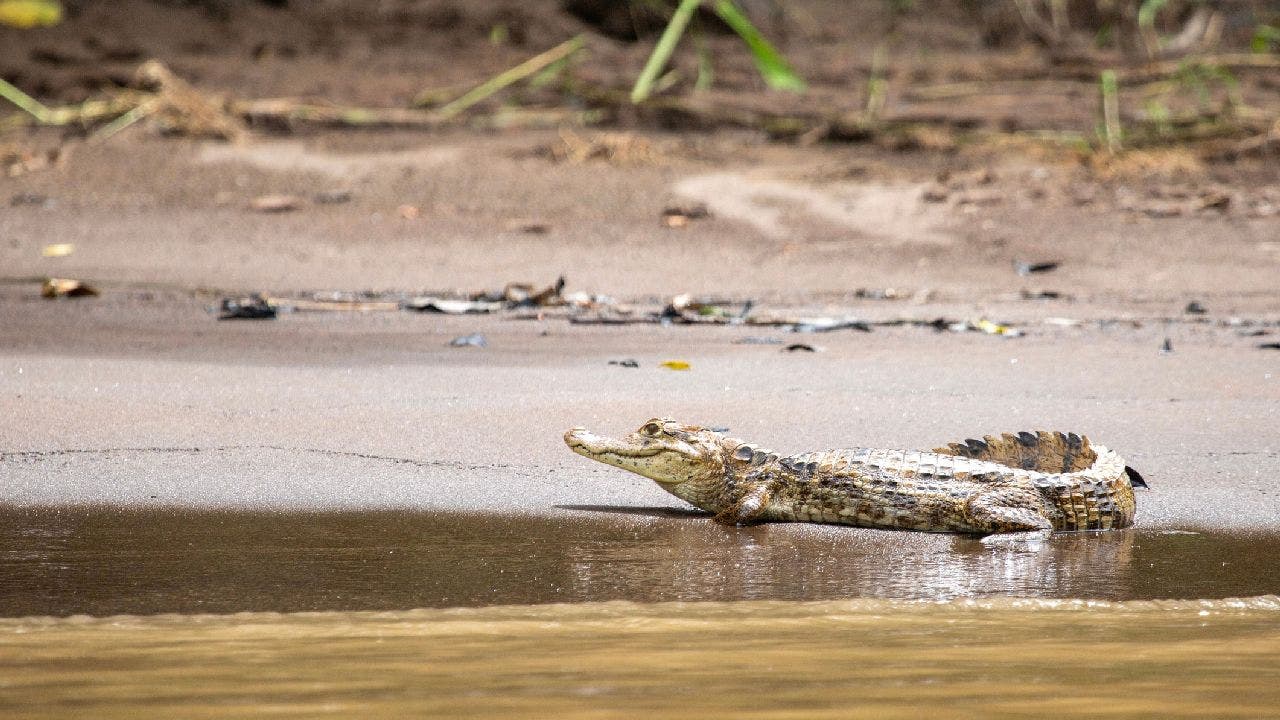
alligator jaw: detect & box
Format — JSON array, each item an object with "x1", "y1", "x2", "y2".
[{"x1": 564, "y1": 426, "x2": 700, "y2": 486}]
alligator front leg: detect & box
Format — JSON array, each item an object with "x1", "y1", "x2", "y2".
[{"x1": 713, "y1": 477, "x2": 776, "y2": 526}]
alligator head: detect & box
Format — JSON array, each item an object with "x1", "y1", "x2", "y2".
[{"x1": 564, "y1": 418, "x2": 738, "y2": 508}]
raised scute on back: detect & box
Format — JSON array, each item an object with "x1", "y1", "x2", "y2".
[{"x1": 933, "y1": 431, "x2": 1098, "y2": 474}]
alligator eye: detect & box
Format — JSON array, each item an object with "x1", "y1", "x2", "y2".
[{"x1": 640, "y1": 422, "x2": 663, "y2": 436}]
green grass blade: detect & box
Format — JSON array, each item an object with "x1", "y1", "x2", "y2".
[
  {"x1": 631, "y1": 0, "x2": 701, "y2": 104},
  {"x1": 1252, "y1": 25, "x2": 1279, "y2": 54},
  {"x1": 1099, "y1": 69, "x2": 1121, "y2": 153},
  {"x1": 712, "y1": 0, "x2": 805, "y2": 92},
  {"x1": 0, "y1": 76, "x2": 51, "y2": 122},
  {"x1": 695, "y1": 33, "x2": 714, "y2": 91}
]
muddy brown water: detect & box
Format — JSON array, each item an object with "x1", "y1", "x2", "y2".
[
  {"x1": 3, "y1": 507, "x2": 1280, "y2": 615},
  {"x1": 3, "y1": 507, "x2": 1280, "y2": 718}
]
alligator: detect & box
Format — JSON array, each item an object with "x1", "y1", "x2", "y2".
[{"x1": 564, "y1": 418, "x2": 1146, "y2": 534}]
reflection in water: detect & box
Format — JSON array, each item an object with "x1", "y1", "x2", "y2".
[
  {"x1": 0, "y1": 507, "x2": 1276, "y2": 616},
  {"x1": 562, "y1": 521, "x2": 1140, "y2": 603},
  {"x1": 2, "y1": 598, "x2": 1279, "y2": 720}
]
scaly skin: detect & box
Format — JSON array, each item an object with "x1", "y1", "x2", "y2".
[{"x1": 564, "y1": 418, "x2": 1143, "y2": 534}]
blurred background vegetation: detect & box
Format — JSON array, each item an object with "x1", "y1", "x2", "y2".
[{"x1": 1, "y1": 0, "x2": 1278, "y2": 160}]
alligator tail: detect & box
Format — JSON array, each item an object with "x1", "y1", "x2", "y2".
[{"x1": 933, "y1": 430, "x2": 1098, "y2": 474}]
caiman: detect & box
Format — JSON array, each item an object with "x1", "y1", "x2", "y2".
[{"x1": 564, "y1": 418, "x2": 1146, "y2": 534}]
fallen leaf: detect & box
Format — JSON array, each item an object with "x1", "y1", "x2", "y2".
[
  {"x1": 41, "y1": 277, "x2": 97, "y2": 298},
  {"x1": 0, "y1": 0, "x2": 62, "y2": 29},
  {"x1": 41, "y1": 243, "x2": 74, "y2": 257},
  {"x1": 449, "y1": 333, "x2": 487, "y2": 348},
  {"x1": 660, "y1": 360, "x2": 691, "y2": 371},
  {"x1": 250, "y1": 195, "x2": 301, "y2": 213}
]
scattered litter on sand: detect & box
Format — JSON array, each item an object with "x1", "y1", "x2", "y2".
[
  {"x1": 551, "y1": 129, "x2": 659, "y2": 165},
  {"x1": 664, "y1": 294, "x2": 751, "y2": 323},
  {"x1": 184, "y1": 277, "x2": 1279, "y2": 347},
  {"x1": 41, "y1": 243, "x2": 74, "y2": 257},
  {"x1": 405, "y1": 298, "x2": 503, "y2": 314},
  {"x1": 41, "y1": 278, "x2": 97, "y2": 298},
  {"x1": 1015, "y1": 260, "x2": 1060, "y2": 276},
  {"x1": 10, "y1": 192, "x2": 51, "y2": 207},
  {"x1": 1043, "y1": 317, "x2": 1082, "y2": 327},
  {"x1": 608, "y1": 359, "x2": 639, "y2": 368},
  {"x1": 313, "y1": 190, "x2": 352, "y2": 204},
  {"x1": 661, "y1": 203, "x2": 711, "y2": 228},
  {"x1": 784, "y1": 317, "x2": 872, "y2": 334},
  {"x1": 218, "y1": 294, "x2": 276, "y2": 320},
  {"x1": 971, "y1": 319, "x2": 1022, "y2": 337},
  {"x1": 449, "y1": 333, "x2": 487, "y2": 348},
  {"x1": 505, "y1": 219, "x2": 551, "y2": 234},
  {"x1": 249, "y1": 195, "x2": 301, "y2": 213},
  {"x1": 660, "y1": 360, "x2": 691, "y2": 371}
]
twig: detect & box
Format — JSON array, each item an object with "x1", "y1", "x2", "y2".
[
  {"x1": 907, "y1": 79, "x2": 1086, "y2": 101},
  {"x1": 437, "y1": 35, "x2": 584, "y2": 119},
  {"x1": 231, "y1": 99, "x2": 599, "y2": 131},
  {"x1": 90, "y1": 98, "x2": 158, "y2": 142},
  {"x1": 232, "y1": 99, "x2": 448, "y2": 128}
]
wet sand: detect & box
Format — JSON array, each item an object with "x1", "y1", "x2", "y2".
[{"x1": 2, "y1": 295, "x2": 1277, "y2": 531}]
